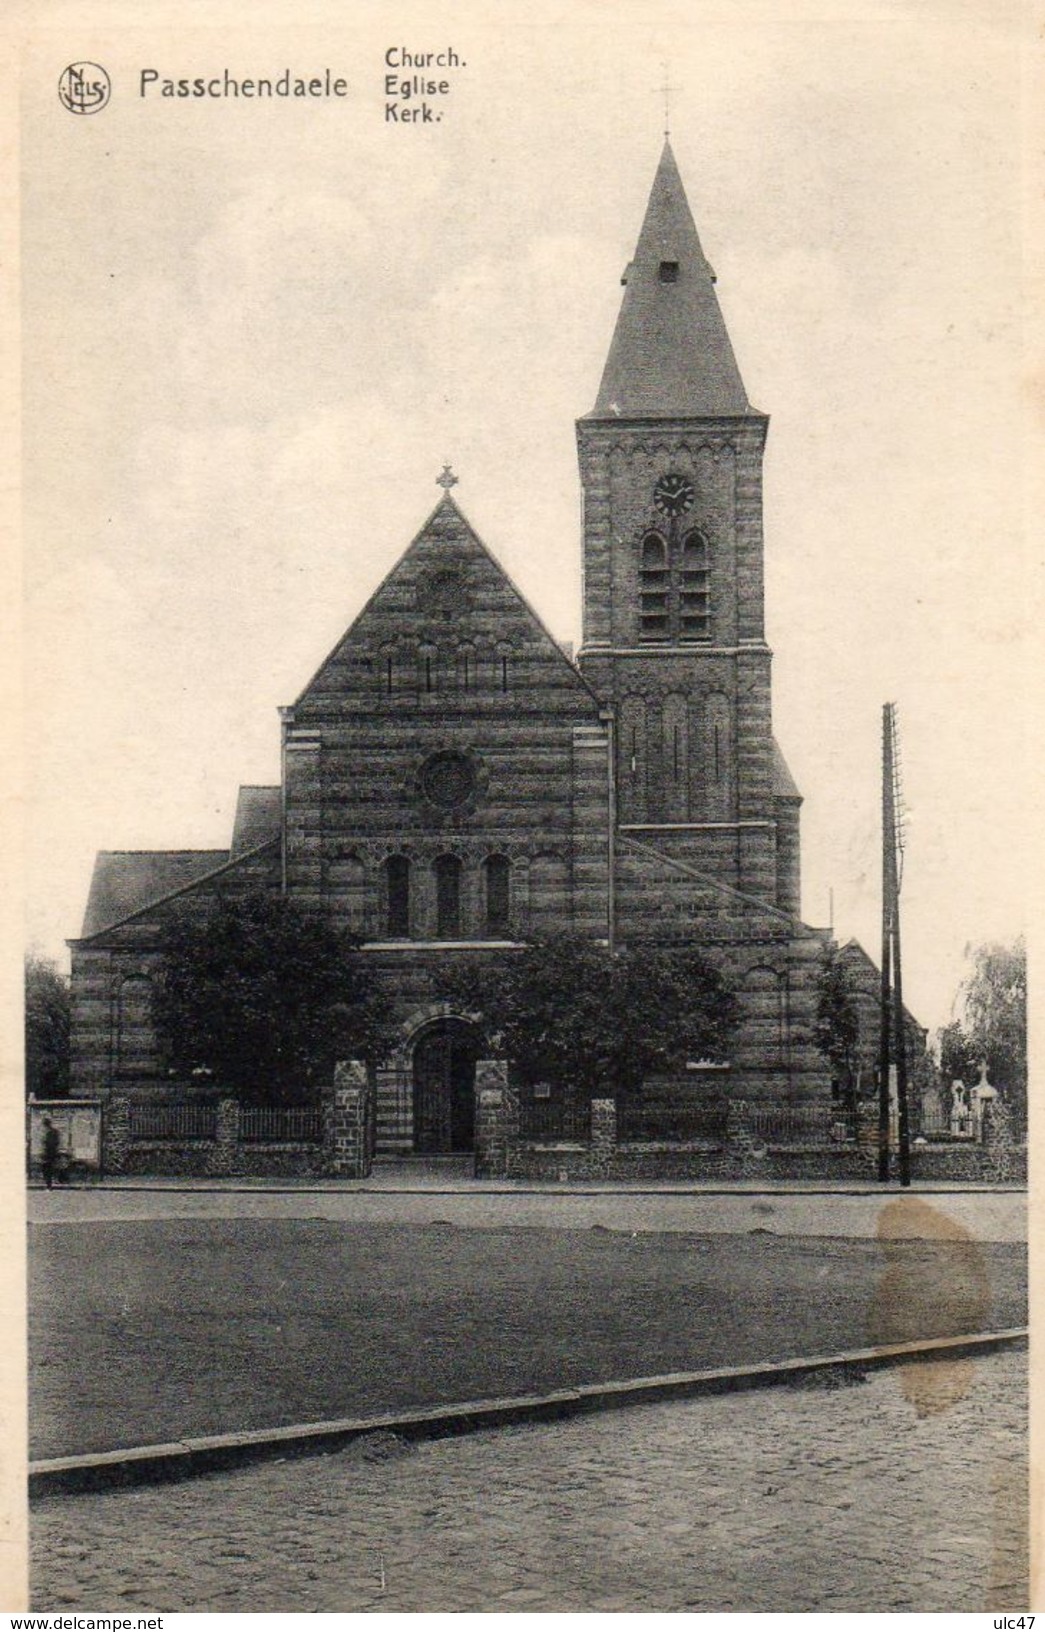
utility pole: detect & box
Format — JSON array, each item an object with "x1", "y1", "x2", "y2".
[
  {"x1": 890, "y1": 708, "x2": 911, "y2": 1187},
  {"x1": 892, "y1": 871, "x2": 911, "y2": 1187},
  {"x1": 879, "y1": 703, "x2": 912, "y2": 1187},
  {"x1": 878, "y1": 711, "x2": 893, "y2": 1183}
]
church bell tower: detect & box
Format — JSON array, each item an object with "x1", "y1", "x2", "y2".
[{"x1": 577, "y1": 139, "x2": 801, "y2": 916}]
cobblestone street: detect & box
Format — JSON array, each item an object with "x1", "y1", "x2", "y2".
[{"x1": 32, "y1": 1349, "x2": 1027, "y2": 1613}]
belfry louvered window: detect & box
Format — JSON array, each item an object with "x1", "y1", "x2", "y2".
[
  {"x1": 679, "y1": 530, "x2": 711, "y2": 640},
  {"x1": 639, "y1": 532, "x2": 669, "y2": 637},
  {"x1": 639, "y1": 529, "x2": 712, "y2": 641}
]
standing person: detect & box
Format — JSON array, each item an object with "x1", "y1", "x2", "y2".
[{"x1": 40, "y1": 1116, "x2": 61, "y2": 1190}]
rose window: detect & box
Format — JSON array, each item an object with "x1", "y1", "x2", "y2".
[
  {"x1": 424, "y1": 571, "x2": 470, "y2": 619},
  {"x1": 420, "y1": 751, "x2": 476, "y2": 810}
]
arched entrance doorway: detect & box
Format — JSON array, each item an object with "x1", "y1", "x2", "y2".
[{"x1": 411, "y1": 1018, "x2": 482, "y2": 1153}]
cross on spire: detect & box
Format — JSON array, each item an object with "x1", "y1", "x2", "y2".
[
  {"x1": 657, "y1": 63, "x2": 680, "y2": 138},
  {"x1": 436, "y1": 462, "x2": 458, "y2": 492}
]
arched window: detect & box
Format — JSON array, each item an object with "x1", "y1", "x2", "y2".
[
  {"x1": 738, "y1": 966, "x2": 787, "y2": 1069},
  {"x1": 456, "y1": 642, "x2": 477, "y2": 691},
  {"x1": 706, "y1": 692, "x2": 733, "y2": 820},
  {"x1": 484, "y1": 855, "x2": 511, "y2": 937},
  {"x1": 638, "y1": 526, "x2": 713, "y2": 641},
  {"x1": 434, "y1": 855, "x2": 462, "y2": 938},
  {"x1": 662, "y1": 693, "x2": 689, "y2": 821},
  {"x1": 379, "y1": 643, "x2": 396, "y2": 696},
  {"x1": 619, "y1": 694, "x2": 647, "y2": 823},
  {"x1": 117, "y1": 976, "x2": 156, "y2": 1075},
  {"x1": 639, "y1": 532, "x2": 669, "y2": 639},
  {"x1": 494, "y1": 642, "x2": 513, "y2": 694},
  {"x1": 680, "y1": 530, "x2": 711, "y2": 640},
  {"x1": 384, "y1": 855, "x2": 411, "y2": 937},
  {"x1": 418, "y1": 643, "x2": 439, "y2": 695}
]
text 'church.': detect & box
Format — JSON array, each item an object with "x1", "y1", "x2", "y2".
[{"x1": 70, "y1": 141, "x2": 836, "y2": 1154}]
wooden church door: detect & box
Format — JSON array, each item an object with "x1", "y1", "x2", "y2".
[{"x1": 412, "y1": 1021, "x2": 479, "y2": 1153}]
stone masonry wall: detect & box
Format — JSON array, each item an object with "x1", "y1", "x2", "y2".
[
  {"x1": 329, "y1": 1061, "x2": 372, "y2": 1179},
  {"x1": 501, "y1": 1098, "x2": 1026, "y2": 1184},
  {"x1": 473, "y1": 1060, "x2": 513, "y2": 1178}
]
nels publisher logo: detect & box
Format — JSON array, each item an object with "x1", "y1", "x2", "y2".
[{"x1": 58, "y1": 62, "x2": 111, "y2": 114}]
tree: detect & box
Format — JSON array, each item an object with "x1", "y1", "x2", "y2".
[
  {"x1": 441, "y1": 936, "x2": 739, "y2": 1101},
  {"x1": 814, "y1": 946, "x2": 861, "y2": 1123},
  {"x1": 940, "y1": 937, "x2": 1026, "y2": 1126},
  {"x1": 937, "y1": 1018, "x2": 979, "y2": 1091},
  {"x1": 25, "y1": 955, "x2": 71, "y2": 1099},
  {"x1": 153, "y1": 890, "x2": 394, "y2": 1104}
]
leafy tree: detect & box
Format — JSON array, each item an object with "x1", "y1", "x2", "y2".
[
  {"x1": 25, "y1": 955, "x2": 71, "y2": 1099},
  {"x1": 441, "y1": 936, "x2": 739, "y2": 1101},
  {"x1": 937, "y1": 1017, "x2": 979, "y2": 1090},
  {"x1": 940, "y1": 937, "x2": 1026, "y2": 1126},
  {"x1": 814, "y1": 945, "x2": 861, "y2": 1122},
  {"x1": 815, "y1": 943, "x2": 935, "y2": 1134},
  {"x1": 153, "y1": 890, "x2": 394, "y2": 1104}
]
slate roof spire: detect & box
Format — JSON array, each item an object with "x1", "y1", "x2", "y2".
[{"x1": 588, "y1": 139, "x2": 751, "y2": 419}]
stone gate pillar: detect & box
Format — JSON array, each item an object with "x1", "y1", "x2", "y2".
[
  {"x1": 209, "y1": 1098, "x2": 241, "y2": 1178},
  {"x1": 590, "y1": 1098, "x2": 617, "y2": 1175},
  {"x1": 329, "y1": 1060, "x2": 371, "y2": 1179},
  {"x1": 474, "y1": 1059, "x2": 510, "y2": 1179},
  {"x1": 104, "y1": 1093, "x2": 131, "y2": 1176}
]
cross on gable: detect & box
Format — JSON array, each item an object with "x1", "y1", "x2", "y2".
[{"x1": 437, "y1": 462, "x2": 459, "y2": 492}]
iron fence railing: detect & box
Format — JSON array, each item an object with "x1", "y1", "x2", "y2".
[
  {"x1": 616, "y1": 1099, "x2": 852, "y2": 1147},
  {"x1": 128, "y1": 1102, "x2": 217, "y2": 1141},
  {"x1": 517, "y1": 1097, "x2": 591, "y2": 1142},
  {"x1": 745, "y1": 1103, "x2": 848, "y2": 1145},
  {"x1": 618, "y1": 1102, "x2": 729, "y2": 1144},
  {"x1": 240, "y1": 1106, "x2": 325, "y2": 1144},
  {"x1": 127, "y1": 1102, "x2": 325, "y2": 1143}
]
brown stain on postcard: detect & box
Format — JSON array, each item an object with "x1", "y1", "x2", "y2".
[{"x1": 868, "y1": 1197, "x2": 990, "y2": 1418}]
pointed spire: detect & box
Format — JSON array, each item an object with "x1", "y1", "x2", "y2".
[{"x1": 588, "y1": 140, "x2": 750, "y2": 419}]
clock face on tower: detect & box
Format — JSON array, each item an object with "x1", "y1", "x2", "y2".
[{"x1": 653, "y1": 473, "x2": 695, "y2": 518}]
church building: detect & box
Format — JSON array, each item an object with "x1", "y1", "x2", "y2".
[{"x1": 69, "y1": 141, "x2": 835, "y2": 1155}]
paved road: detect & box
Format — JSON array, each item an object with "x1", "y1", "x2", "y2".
[
  {"x1": 25, "y1": 1185, "x2": 1027, "y2": 1240},
  {"x1": 30, "y1": 1349, "x2": 1027, "y2": 1612}
]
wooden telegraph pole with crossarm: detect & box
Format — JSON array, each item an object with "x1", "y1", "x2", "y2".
[{"x1": 878, "y1": 703, "x2": 912, "y2": 1186}]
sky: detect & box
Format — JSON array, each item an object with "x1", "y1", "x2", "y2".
[{"x1": 19, "y1": 0, "x2": 1034, "y2": 1033}]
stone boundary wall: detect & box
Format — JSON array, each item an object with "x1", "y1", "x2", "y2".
[
  {"x1": 911, "y1": 1142, "x2": 1026, "y2": 1184},
  {"x1": 110, "y1": 1139, "x2": 332, "y2": 1179},
  {"x1": 501, "y1": 1105, "x2": 1027, "y2": 1185},
  {"x1": 104, "y1": 1064, "x2": 372, "y2": 1180},
  {"x1": 101, "y1": 1076, "x2": 1025, "y2": 1185}
]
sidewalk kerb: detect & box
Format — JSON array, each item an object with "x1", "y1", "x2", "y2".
[
  {"x1": 28, "y1": 1180, "x2": 1029, "y2": 1197},
  {"x1": 29, "y1": 1327, "x2": 1028, "y2": 1498}
]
